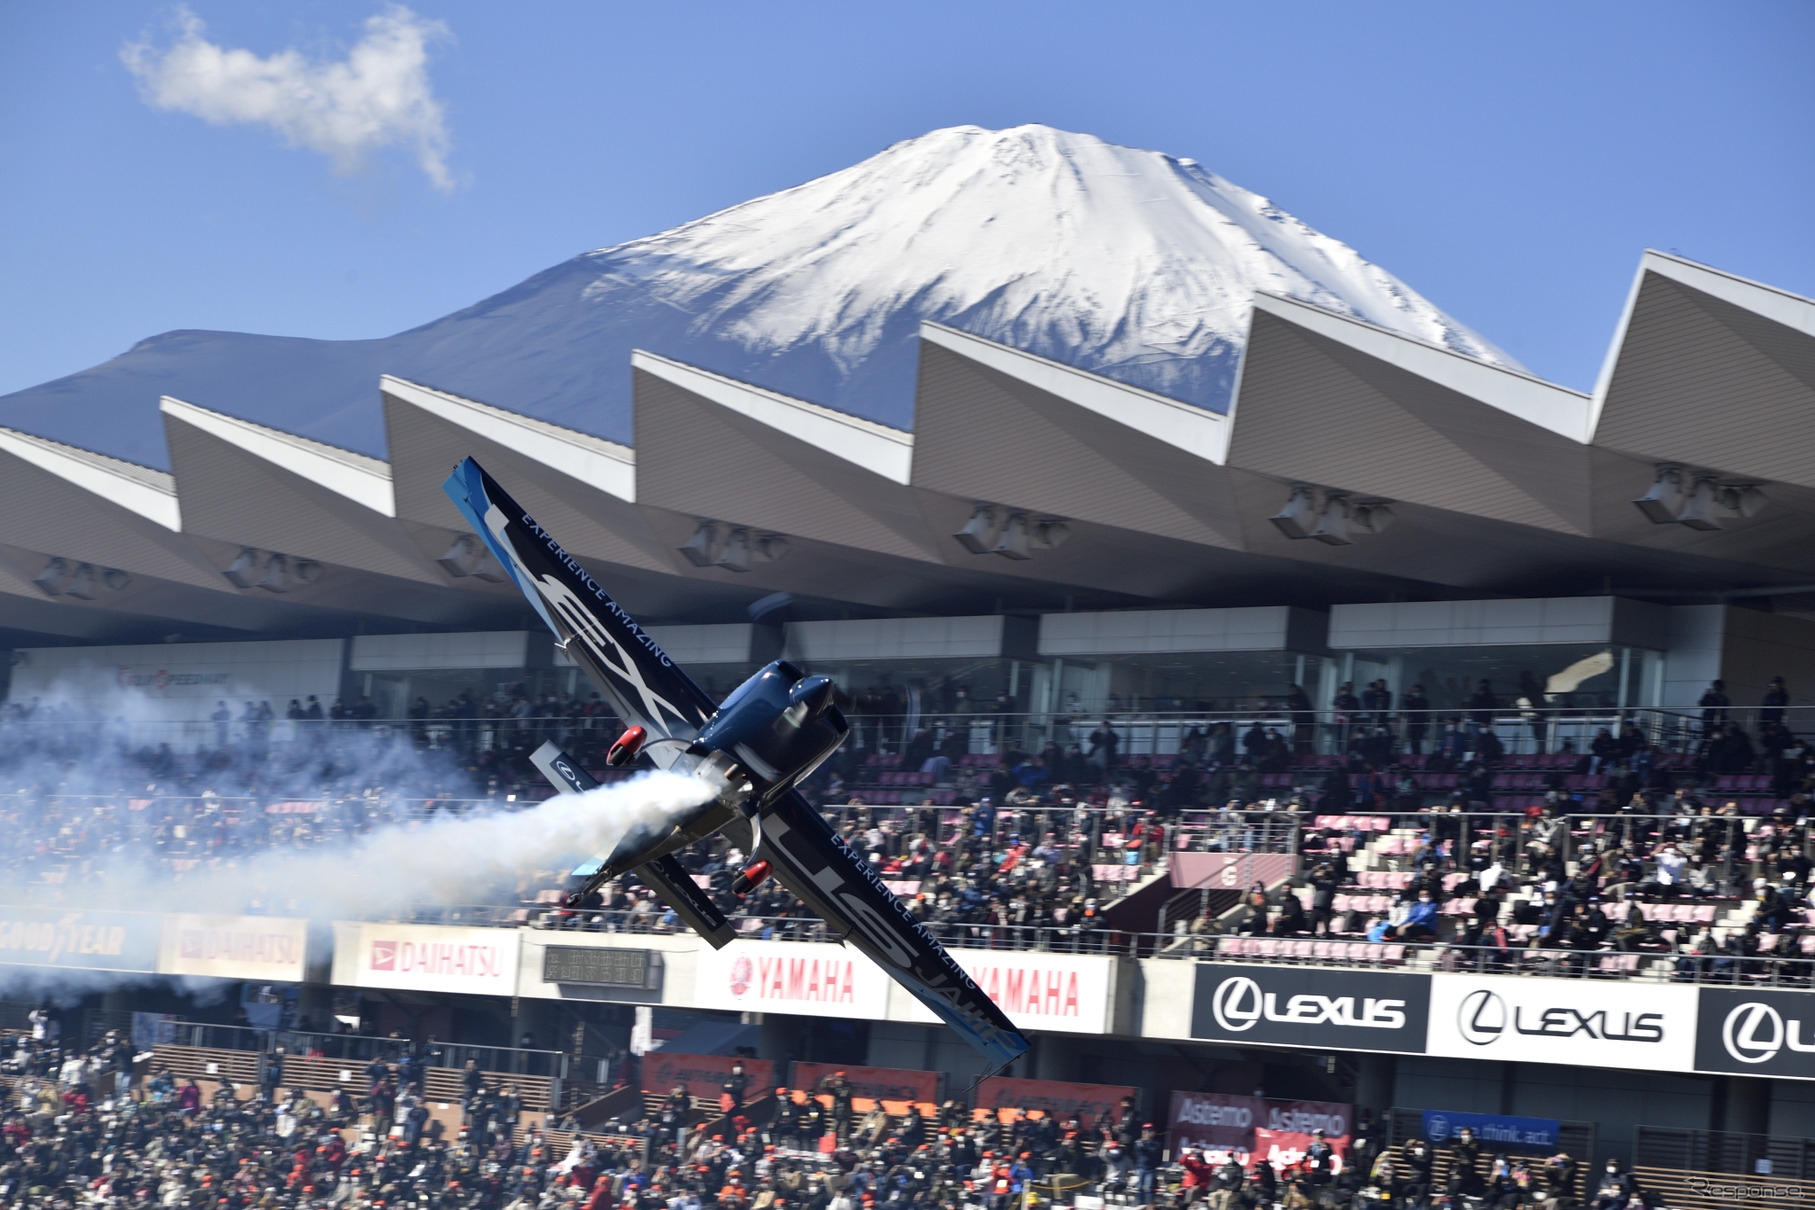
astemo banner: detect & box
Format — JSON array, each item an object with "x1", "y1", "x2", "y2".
[{"x1": 1169, "y1": 1091, "x2": 1352, "y2": 1155}]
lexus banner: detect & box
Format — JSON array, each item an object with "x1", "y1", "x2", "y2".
[
  {"x1": 1190, "y1": 964, "x2": 1429, "y2": 1053},
  {"x1": 1695, "y1": 987, "x2": 1815, "y2": 1080},
  {"x1": 1426, "y1": 974, "x2": 1698, "y2": 1073}
]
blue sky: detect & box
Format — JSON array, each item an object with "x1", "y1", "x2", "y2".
[{"x1": 1, "y1": 1, "x2": 1810, "y2": 398}]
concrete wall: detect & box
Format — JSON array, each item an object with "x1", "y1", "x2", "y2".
[
  {"x1": 1659, "y1": 604, "x2": 1815, "y2": 711},
  {"x1": 352, "y1": 631, "x2": 528, "y2": 671},
  {"x1": 1716, "y1": 607, "x2": 1815, "y2": 711},
  {"x1": 1329, "y1": 597, "x2": 1668, "y2": 651},
  {"x1": 786, "y1": 615, "x2": 1037, "y2": 662},
  {"x1": 1039, "y1": 607, "x2": 1327, "y2": 656}
]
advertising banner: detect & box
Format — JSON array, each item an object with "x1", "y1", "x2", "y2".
[
  {"x1": 1250, "y1": 1128, "x2": 1349, "y2": 1174},
  {"x1": 1694, "y1": 988, "x2": 1815, "y2": 1081},
  {"x1": 894, "y1": 951, "x2": 1118, "y2": 1034},
  {"x1": 330, "y1": 922, "x2": 520, "y2": 997},
  {"x1": 1169, "y1": 1092, "x2": 1353, "y2": 1156},
  {"x1": 1422, "y1": 1110, "x2": 1560, "y2": 1150},
  {"x1": 158, "y1": 914, "x2": 308, "y2": 982},
  {"x1": 0, "y1": 906, "x2": 160, "y2": 973},
  {"x1": 694, "y1": 939, "x2": 892, "y2": 1019},
  {"x1": 640, "y1": 1051, "x2": 776, "y2": 1100},
  {"x1": 976, "y1": 1076, "x2": 1135, "y2": 1128},
  {"x1": 1191, "y1": 964, "x2": 1429, "y2": 1053},
  {"x1": 1170, "y1": 853, "x2": 1296, "y2": 892},
  {"x1": 791, "y1": 1062, "x2": 942, "y2": 1112},
  {"x1": 1427, "y1": 973, "x2": 1698, "y2": 1072}
]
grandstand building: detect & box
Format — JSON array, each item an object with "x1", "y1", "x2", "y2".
[
  {"x1": 4, "y1": 249, "x2": 1815, "y2": 1196},
  {"x1": 3, "y1": 252, "x2": 1815, "y2": 725}
]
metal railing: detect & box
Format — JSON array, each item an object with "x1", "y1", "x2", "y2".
[
  {"x1": 135, "y1": 1019, "x2": 575, "y2": 1078},
  {"x1": 0, "y1": 701, "x2": 1806, "y2": 761}
]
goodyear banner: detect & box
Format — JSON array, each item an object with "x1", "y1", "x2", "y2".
[{"x1": 0, "y1": 906, "x2": 160, "y2": 973}]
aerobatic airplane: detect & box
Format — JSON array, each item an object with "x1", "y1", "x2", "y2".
[{"x1": 443, "y1": 457, "x2": 1030, "y2": 1066}]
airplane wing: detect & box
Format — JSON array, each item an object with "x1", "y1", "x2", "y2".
[
  {"x1": 449, "y1": 457, "x2": 1026, "y2": 1064},
  {"x1": 757, "y1": 788, "x2": 1031, "y2": 1068},
  {"x1": 442, "y1": 457, "x2": 717, "y2": 756},
  {"x1": 530, "y1": 741, "x2": 735, "y2": 949}
]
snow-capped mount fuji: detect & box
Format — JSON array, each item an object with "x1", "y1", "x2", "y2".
[{"x1": 0, "y1": 124, "x2": 1517, "y2": 468}]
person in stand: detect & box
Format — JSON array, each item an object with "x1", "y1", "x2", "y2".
[
  {"x1": 1762, "y1": 676, "x2": 1790, "y2": 728},
  {"x1": 722, "y1": 1060, "x2": 749, "y2": 1113},
  {"x1": 772, "y1": 1087, "x2": 801, "y2": 1150},
  {"x1": 1444, "y1": 1126, "x2": 1484, "y2": 1199},
  {"x1": 1399, "y1": 1136, "x2": 1434, "y2": 1207},
  {"x1": 1588, "y1": 1158, "x2": 1639, "y2": 1210},
  {"x1": 1287, "y1": 684, "x2": 1315, "y2": 755},
  {"x1": 1402, "y1": 684, "x2": 1432, "y2": 756},
  {"x1": 1700, "y1": 680, "x2": 1730, "y2": 732},
  {"x1": 1302, "y1": 1128, "x2": 1337, "y2": 1187},
  {"x1": 1465, "y1": 680, "x2": 1498, "y2": 741},
  {"x1": 824, "y1": 1072, "x2": 855, "y2": 1144},
  {"x1": 1132, "y1": 1123, "x2": 1164, "y2": 1204}
]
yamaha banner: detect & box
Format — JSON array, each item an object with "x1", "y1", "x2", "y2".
[
  {"x1": 1695, "y1": 987, "x2": 1815, "y2": 1080},
  {"x1": 1190, "y1": 964, "x2": 1430, "y2": 1053}
]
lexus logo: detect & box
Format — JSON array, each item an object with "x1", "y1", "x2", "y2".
[
  {"x1": 1209, "y1": 975, "x2": 1407, "y2": 1032},
  {"x1": 1458, "y1": 989, "x2": 1507, "y2": 1046},
  {"x1": 1212, "y1": 977, "x2": 1263, "y2": 1032},
  {"x1": 1720, "y1": 1002, "x2": 1815, "y2": 1064}
]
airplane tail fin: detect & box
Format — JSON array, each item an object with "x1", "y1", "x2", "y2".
[{"x1": 529, "y1": 741, "x2": 736, "y2": 950}]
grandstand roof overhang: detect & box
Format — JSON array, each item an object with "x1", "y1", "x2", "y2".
[{"x1": 4, "y1": 250, "x2": 1815, "y2": 645}]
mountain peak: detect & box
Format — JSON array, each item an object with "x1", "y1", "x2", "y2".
[{"x1": 0, "y1": 124, "x2": 1516, "y2": 467}]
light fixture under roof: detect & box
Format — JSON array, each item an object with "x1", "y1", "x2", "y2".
[
  {"x1": 1632, "y1": 463, "x2": 1767, "y2": 530},
  {"x1": 63, "y1": 563, "x2": 97, "y2": 600},
  {"x1": 715, "y1": 527, "x2": 751, "y2": 572},
  {"x1": 437, "y1": 533, "x2": 503, "y2": 581},
  {"x1": 1272, "y1": 483, "x2": 1393, "y2": 545},
  {"x1": 1269, "y1": 485, "x2": 1319, "y2": 540},
  {"x1": 678, "y1": 521, "x2": 718, "y2": 567},
  {"x1": 222, "y1": 548, "x2": 260, "y2": 588},
  {"x1": 992, "y1": 513, "x2": 1032, "y2": 560},
  {"x1": 1633, "y1": 464, "x2": 1687, "y2": 525},
  {"x1": 953, "y1": 504, "x2": 999, "y2": 554},
  {"x1": 1310, "y1": 494, "x2": 1351, "y2": 546},
  {"x1": 32, "y1": 557, "x2": 72, "y2": 597},
  {"x1": 954, "y1": 503, "x2": 1068, "y2": 560}
]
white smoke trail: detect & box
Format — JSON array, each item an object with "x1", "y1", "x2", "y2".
[{"x1": 72, "y1": 771, "x2": 714, "y2": 920}]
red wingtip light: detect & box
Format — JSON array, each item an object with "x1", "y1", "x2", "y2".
[
  {"x1": 731, "y1": 860, "x2": 772, "y2": 897},
  {"x1": 605, "y1": 725, "x2": 648, "y2": 767}
]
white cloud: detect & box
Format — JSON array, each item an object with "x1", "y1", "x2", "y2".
[{"x1": 122, "y1": 5, "x2": 457, "y2": 190}]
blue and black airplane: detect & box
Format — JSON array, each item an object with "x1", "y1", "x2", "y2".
[{"x1": 444, "y1": 457, "x2": 1029, "y2": 1066}]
